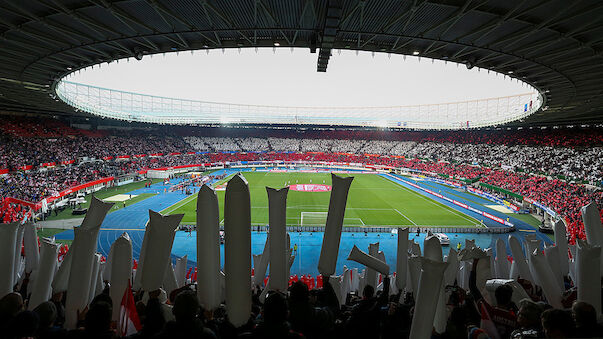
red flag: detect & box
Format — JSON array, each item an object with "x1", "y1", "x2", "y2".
[{"x1": 119, "y1": 280, "x2": 142, "y2": 336}]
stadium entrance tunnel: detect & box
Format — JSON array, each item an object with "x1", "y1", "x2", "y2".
[{"x1": 56, "y1": 48, "x2": 541, "y2": 129}]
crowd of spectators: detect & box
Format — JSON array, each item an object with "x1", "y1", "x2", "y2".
[
  {"x1": 2, "y1": 249, "x2": 602, "y2": 339},
  {"x1": 0, "y1": 116, "x2": 602, "y2": 240},
  {"x1": 182, "y1": 136, "x2": 603, "y2": 184}
]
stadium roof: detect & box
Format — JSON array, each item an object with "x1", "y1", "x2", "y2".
[{"x1": 0, "y1": 0, "x2": 602, "y2": 127}]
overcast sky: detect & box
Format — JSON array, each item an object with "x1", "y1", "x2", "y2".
[{"x1": 68, "y1": 48, "x2": 532, "y2": 107}]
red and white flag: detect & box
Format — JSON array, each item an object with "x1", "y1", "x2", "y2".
[
  {"x1": 119, "y1": 280, "x2": 142, "y2": 336},
  {"x1": 479, "y1": 302, "x2": 500, "y2": 339}
]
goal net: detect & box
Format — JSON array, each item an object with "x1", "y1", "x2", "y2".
[{"x1": 300, "y1": 211, "x2": 328, "y2": 227}]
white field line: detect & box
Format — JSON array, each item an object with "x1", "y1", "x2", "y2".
[
  {"x1": 387, "y1": 177, "x2": 482, "y2": 227},
  {"x1": 160, "y1": 193, "x2": 197, "y2": 215},
  {"x1": 394, "y1": 208, "x2": 418, "y2": 226}
]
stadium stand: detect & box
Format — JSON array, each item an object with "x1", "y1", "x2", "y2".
[{"x1": 1, "y1": 117, "x2": 602, "y2": 244}]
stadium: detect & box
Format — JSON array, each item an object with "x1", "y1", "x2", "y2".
[{"x1": 0, "y1": 1, "x2": 602, "y2": 338}]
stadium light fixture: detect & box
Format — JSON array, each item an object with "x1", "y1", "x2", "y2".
[
  {"x1": 274, "y1": 42, "x2": 280, "y2": 46},
  {"x1": 412, "y1": 51, "x2": 420, "y2": 55},
  {"x1": 508, "y1": 70, "x2": 513, "y2": 74}
]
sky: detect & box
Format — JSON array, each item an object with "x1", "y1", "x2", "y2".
[{"x1": 67, "y1": 48, "x2": 533, "y2": 107}]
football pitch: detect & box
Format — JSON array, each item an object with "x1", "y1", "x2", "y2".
[{"x1": 164, "y1": 171, "x2": 482, "y2": 228}]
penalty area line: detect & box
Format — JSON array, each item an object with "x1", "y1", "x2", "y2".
[{"x1": 394, "y1": 208, "x2": 418, "y2": 226}]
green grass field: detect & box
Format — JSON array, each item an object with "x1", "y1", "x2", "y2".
[{"x1": 165, "y1": 172, "x2": 482, "y2": 228}]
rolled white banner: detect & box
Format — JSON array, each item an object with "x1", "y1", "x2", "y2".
[
  {"x1": 64, "y1": 197, "x2": 113, "y2": 329},
  {"x1": 23, "y1": 223, "x2": 39, "y2": 273},
  {"x1": 568, "y1": 244, "x2": 577, "y2": 285},
  {"x1": 224, "y1": 174, "x2": 252, "y2": 328},
  {"x1": 196, "y1": 185, "x2": 221, "y2": 309},
  {"x1": 553, "y1": 219, "x2": 569, "y2": 276},
  {"x1": 476, "y1": 256, "x2": 492, "y2": 295},
  {"x1": 365, "y1": 242, "x2": 379, "y2": 288},
  {"x1": 529, "y1": 248, "x2": 563, "y2": 309},
  {"x1": 329, "y1": 275, "x2": 344, "y2": 306},
  {"x1": 267, "y1": 187, "x2": 289, "y2": 292},
  {"x1": 424, "y1": 234, "x2": 442, "y2": 261},
  {"x1": 140, "y1": 211, "x2": 182, "y2": 292},
  {"x1": 65, "y1": 227, "x2": 97, "y2": 329},
  {"x1": 342, "y1": 267, "x2": 351, "y2": 299},
  {"x1": 396, "y1": 228, "x2": 409, "y2": 291},
  {"x1": 103, "y1": 243, "x2": 115, "y2": 283},
  {"x1": 407, "y1": 255, "x2": 421, "y2": 296},
  {"x1": 252, "y1": 254, "x2": 260, "y2": 281},
  {"x1": 254, "y1": 238, "x2": 270, "y2": 287},
  {"x1": 87, "y1": 253, "x2": 101, "y2": 304},
  {"x1": 162, "y1": 260, "x2": 178, "y2": 297},
  {"x1": 576, "y1": 239, "x2": 601, "y2": 315},
  {"x1": 13, "y1": 224, "x2": 25, "y2": 283},
  {"x1": 487, "y1": 248, "x2": 495, "y2": 280},
  {"x1": 174, "y1": 255, "x2": 187, "y2": 288},
  {"x1": 377, "y1": 251, "x2": 386, "y2": 264},
  {"x1": 288, "y1": 250, "x2": 295, "y2": 273},
  {"x1": 96, "y1": 262, "x2": 104, "y2": 298},
  {"x1": 389, "y1": 274, "x2": 398, "y2": 296},
  {"x1": 318, "y1": 174, "x2": 354, "y2": 276},
  {"x1": 28, "y1": 238, "x2": 59, "y2": 309},
  {"x1": 0, "y1": 222, "x2": 19, "y2": 298},
  {"x1": 410, "y1": 240, "x2": 421, "y2": 256},
  {"x1": 495, "y1": 238, "x2": 510, "y2": 279},
  {"x1": 581, "y1": 203, "x2": 603, "y2": 275},
  {"x1": 409, "y1": 258, "x2": 448, "y2": 339},
  {"x1": 132, "y1": 224, "x2": 149, "y2": 291},
  {"x1": 424, "y1": 233, "x2": 446, "y2": 334},
  {"x1": 52, "y1": 246, "x2": 73, "y2": 294},
  {"x1": 286, "y1": 248, "x2": 293, "y2": 281},
  {"x1": 525, "y1": 239, "x2": 542, "y2": 286},
  {"x1": 457, "y1": 261, "x2": 469, "y2": 290},
  {"x1": 508, "y1": 235, "x2": 532, "y2": 281},
  {"x1": 582, "y1": 203, "x2": 603, "y2": 246},
  {"x1": 351, "y1": 268, "x2": 359, "y2": 293},
  {"x1": 358, "y1": 269, "x2": 366, "y2": 294},
  {"x1": 485, "y1": 279, "x2": 530, "y2": 307},
  {"x1": 110, "y1": 233, "x2": 133, "y2": 322},
  {"x1": 347, "y1": 245, "x2": 390, "y2": 276},
  {"x1": 444, "y1": 248, "x2": 459, "y2": 286},
  {"x1": 544, "y1": 245, "x2": 564, "y2": 291}
]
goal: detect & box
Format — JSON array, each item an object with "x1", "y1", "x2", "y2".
[
  {"x1": 300, "y1": 211, "x2": 365, "y2": 227},
  {"x1": 300, "y1": 211, "x2": 328, "y2": 227}
]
